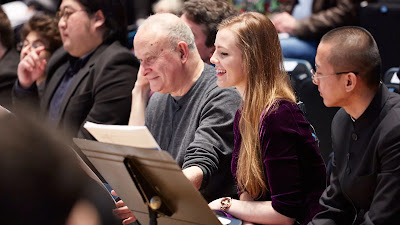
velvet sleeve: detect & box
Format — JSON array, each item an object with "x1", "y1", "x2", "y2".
[{"x1": 260, "y1": 102, "x2": 315, "y2": 218}]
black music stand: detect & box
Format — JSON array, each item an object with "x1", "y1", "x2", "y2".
[{"x1": 73, "y1": 138, "x2": 232, "y2": 225}]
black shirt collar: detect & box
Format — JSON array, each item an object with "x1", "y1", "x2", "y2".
[
  {"x1": 67, "y1": 50, "x2": 94, "y2": 74},
  {"x1": 353, "y1": 84, "x2": 389, "y2": 130}
]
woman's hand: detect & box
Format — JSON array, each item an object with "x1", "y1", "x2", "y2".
[{"x1": 208, "y1": 197, "x2": 224, "y2": 211}]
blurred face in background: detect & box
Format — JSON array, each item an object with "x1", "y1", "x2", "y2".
[
  {"x1": 181, "y1": 13, "x2": 214, "y2": 64},
  {"x1": 20, "y1": 31, "x2": 51, "y2": 61}
]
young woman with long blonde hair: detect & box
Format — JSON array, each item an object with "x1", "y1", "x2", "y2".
[{"x1": 208, "y1": 12, "x2": 326, "y2": 225}]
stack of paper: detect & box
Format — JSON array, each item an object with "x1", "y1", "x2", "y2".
[{"x1": 84, "y1": 121, "x2": 161, "y2": 150}]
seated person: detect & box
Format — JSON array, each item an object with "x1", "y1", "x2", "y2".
[
  {"x1": 114, "y1": 13, "x2": 242, "y2": 224},
  {"x1": 208, "y1": 12, "x2": 326, "y2": 225},
  {"x1": 0, "y1": 6, "x2": 19, "y2": 109},
  {"x1": 13, "y1": 0, "x2": 138, "y2": 140},
  {"x1": 271, "y1": 0, "x2": 359, "y2": 66},
  {"x1": 18, "y1": 13, "x2": 62, "y2": 95},
  {"x1": 309, "y1": 26, "x2": 400, "y2": 224}
]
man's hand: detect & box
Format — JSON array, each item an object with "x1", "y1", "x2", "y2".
[
  {"x1": 17, "y1": 46, "x2": 47, "y2": 88},
  {"x1": 182, "y1": 166, "x2": 203, "y2": 190},
  {"x1": 129, "y1": 66, "x2": 151, "y2": 126},
  {"x1": 111, "y1": 190, "x2": 137, "y2": 225},
  {"x1": 133, "y1": 65, "x2": 150, "y2": 93},
  {"x1": 271, "y1": 12, "x2": 297, "y2": 35}
]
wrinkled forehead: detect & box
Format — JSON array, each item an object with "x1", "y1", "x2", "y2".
[{"x1": 134, "y1": 29, "x2": 169, "y2": 57}]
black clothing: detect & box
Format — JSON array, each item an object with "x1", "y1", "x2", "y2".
[
  {"x1": 310, "y1": 84, "x2": 400, "y2": 225},
  {"x1": 13, "y1": 41, "x2": 138, "y2": 139},
  {"x1": 0, "y1": 48, "x2": 19, "y2": 109}
]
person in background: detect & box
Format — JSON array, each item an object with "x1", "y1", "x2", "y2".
[
  {"x1": 180, "y1": 0, "x2": 237, "y2": 64},
  {"x1": 208, "y1": 12, "x2": 326, "y2": 225},
  {"x1": 271, "y1": 0, "x2": 359, "y2": 66},
  {"x1": 231, "y1": 0, "x2": 268, "y2": 13},
  {"x1": 18, "y1": 13, "x2": 62, "y2": 95},
  {"x1": 0, "y1": 6, "x2": 19, "y2": 109},
  {"x1": 152, "y1": 0, "x2": 183, "y2": 15},
  {"x1": 13, "y1": 0, "x2": 138, "y2": 140},
  {"x1": 309, "y1": 26, "x2": 400, "y2": 225}
]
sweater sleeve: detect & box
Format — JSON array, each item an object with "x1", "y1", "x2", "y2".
[{"x1": 182, "y1": 86, "x2": 240, "y2": 189}]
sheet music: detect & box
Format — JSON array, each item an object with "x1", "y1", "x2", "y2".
[{"x1": 84, "y1": 121, "x2": 161, "y2": 150}]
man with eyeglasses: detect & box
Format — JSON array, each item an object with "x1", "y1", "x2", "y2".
[
  {"x1": 309, "y1": 26, "x2": 400, "y2": 224},
  {"x1": 13, "y1": 0, "x2": 138, "y2": 140}
]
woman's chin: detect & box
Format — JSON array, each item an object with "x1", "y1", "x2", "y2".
[{"x1": 216, "y1": 80, "x2": 232, "y2": 88}]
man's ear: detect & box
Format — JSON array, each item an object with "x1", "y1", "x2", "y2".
[
  {"x1": 177, "y1": 41, "x2": 189, "y2": 63},
  {"x1": 345, "y1": 72, "x2": 357, "y2": 92},
  {"x1": 92, "y1": 10, "x2": 106, "y2": 30}
]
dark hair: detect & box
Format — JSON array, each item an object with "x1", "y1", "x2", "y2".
[
  {"x1": 76, "y1": 0, "x2": 128, "y2": 45},
  {"x1": 0, "y1": 6, "x2": 14, "y2": 49},
  {"x1": 21, "y1": 14, "x2": 62, "y2": 54},
  {"x1": 321, "y1": 26, "x2": 381, "y2": 88},
  {"x1": 182, "y1": 0, "x2": 237, "y2": 47},
  {"x1": 0, "y1": 115, "x2": 88, "y2": 225}
]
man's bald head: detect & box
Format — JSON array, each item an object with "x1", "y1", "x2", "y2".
[{"x1": 137, "y1": 13, "x2": 196, "y2": 51}]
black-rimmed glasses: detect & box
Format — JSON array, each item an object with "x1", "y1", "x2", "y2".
[{"x1": 56, "y1": 8, "x2": 86, "y2": 21}]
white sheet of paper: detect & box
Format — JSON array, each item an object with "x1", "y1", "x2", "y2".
[{"x1": 84, "y1": 121, "x2": 161, "y2": 150}]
